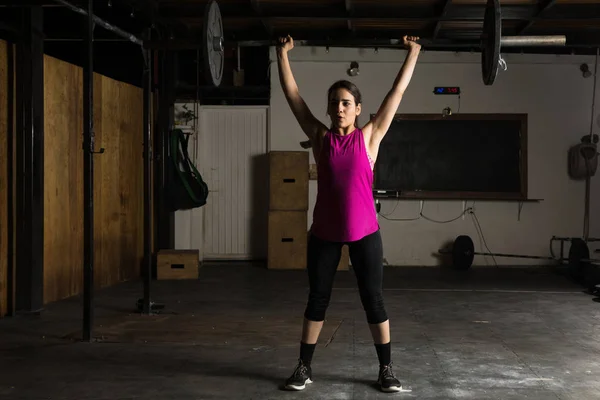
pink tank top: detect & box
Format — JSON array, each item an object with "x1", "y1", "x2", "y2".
[{"x1": 310, "y1": 128, "x2": 379, "y2": 242}]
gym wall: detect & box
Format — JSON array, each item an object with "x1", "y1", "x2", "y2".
[
  {"x1": 0, "y1": 38, "x2": 147, "y2": 316},
  {"x1": 43, "y1": 55, "x2": 145, "y2": 303},
  {"x1": 269, "y1": 46, "x2": 600, "y2": 267}
]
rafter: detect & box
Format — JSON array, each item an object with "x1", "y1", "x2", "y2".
[
  {"x1": 345, "y1": 0, "x2": 354, "y2": 34},
  {"x1": 250, "y1": 0, "x2": 272, "y2": 36},
  {"x1": 432, "y1": 0, "x2": 452, "y2": 39},
  {"x1": 155, "y1": 5, "x2": 600, "y2": 22},
  {"x1": 517, "y1": 0, "x2": 558, "y2": 35}
]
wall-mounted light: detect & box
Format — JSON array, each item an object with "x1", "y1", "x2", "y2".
[
  {"x1": 580, "y1": 63, "x2": 592, "y2": 78},
  {"x1": 347, "y1": 61, "x2": 359, "y2": 77}
]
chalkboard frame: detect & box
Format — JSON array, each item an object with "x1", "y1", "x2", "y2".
[{"x1": 372, "y1": 113, "x2": 528, "y2": 201}]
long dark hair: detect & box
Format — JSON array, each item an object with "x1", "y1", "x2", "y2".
[{"x1": 327, "y1": 80, "x2": 363, "y2": 127}]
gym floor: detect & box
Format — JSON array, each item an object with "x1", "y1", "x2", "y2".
[{"x1": 1, "y1": 263, "x2": 599, "y2": 400}]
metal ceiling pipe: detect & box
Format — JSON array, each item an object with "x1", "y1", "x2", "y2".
[{"x1": 53, "y1": 0, "x2": 143, "y2": 46}]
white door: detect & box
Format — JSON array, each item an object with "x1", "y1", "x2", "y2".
[{"x1": 198, "y1": 106, "x2": 268, "y2": 260}]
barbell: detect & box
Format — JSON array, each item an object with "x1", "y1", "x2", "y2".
[
  {"x1": 194, "y1": 0, "x2": 567, "y2": 87},
  {"x1": 439, "y1": 235, "x2": 600, "y2": 290}
]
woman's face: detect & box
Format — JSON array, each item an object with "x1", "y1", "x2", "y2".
[{"x1": 328, "y1": 88, "x2": 361, "y2": 130}]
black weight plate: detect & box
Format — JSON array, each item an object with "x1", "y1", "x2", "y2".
[
  {"x1": 569, "y1": 238, "x2": 589, "y2": 282},
  {"x1": 203, "y1": 0, "x2": 224, "y2": 87},
  {"x1": 481, "y1": 0, "x2": 501, "y2": 86},
  {"x1": 453, "y1": 235, "x2": 474, "y2": 270}
]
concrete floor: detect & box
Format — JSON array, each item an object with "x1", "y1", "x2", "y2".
[{"x1": 1, "y1": 263, "x2": 600, "y2": 400}]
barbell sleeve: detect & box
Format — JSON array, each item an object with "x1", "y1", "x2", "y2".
[{"x1": 500, "y1": 35, "x2": 567, "y2": 47}]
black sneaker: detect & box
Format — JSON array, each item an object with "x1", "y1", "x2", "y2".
[
  {"x1": 377, "y1": 363, "x2": 402, "y2": 392},
  {"x1": 284, "y1": 359, "x2": 313, "y2": 391}
]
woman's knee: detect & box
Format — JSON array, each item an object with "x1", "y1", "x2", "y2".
[
  {"x1": 304, "y1": 291, "x2": 332, "y2": 321},
  {"x1": 360, "y1": 291, "x2": 388, "y2": 324}
]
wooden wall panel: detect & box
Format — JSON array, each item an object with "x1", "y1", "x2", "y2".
[
  {"x1": 43, "y1": 56, "x2": 144, "y2": 304},
  {"x1": 43, "y1": 56, "x2": 84, "y2": 304},
  {"x1": 0, "y1": 40, "x2": 8, "y2": 317},
  {"x1": 94, "y1": 75, "x2": 143, "y2": 288}
]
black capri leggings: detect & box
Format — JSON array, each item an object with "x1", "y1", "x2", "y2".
[{"x1": 304, "y1": 229, "x2": 388, "y2": 325}]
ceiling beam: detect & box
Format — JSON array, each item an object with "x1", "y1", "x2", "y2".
[
  {"x1": 432, "y1": 0, "x2": 452, "y2": 39},
  {"x1": 154, "y1": 4, "x2": 600, "y2": 21},
  {"x1": 168, "y1": 15, "x2": 600, "y2": 27},
  {"x1": 250, "y1": 0, "x2": 272, "y2": 37},
  {"x1": 0, "y1": 0, "x2": 76, "y2": 5},
  {"x1": 517, "y1": 0, "x2": 558, "y2": 35},
  {"x1": 0, "y1": 19, "x2": 19, "y2": 33},
  {"x1": 119, "y1": 0, "x2": 190, "y2": 37},
  {"x1": 155, "y1": 7, "x2": 600, "y2": 24},
  {"x1": 345, "y1": 0, "x2": 354, "y2": 34}
]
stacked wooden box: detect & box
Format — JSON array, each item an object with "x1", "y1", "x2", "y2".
[
  {"x1": 268, "y1": 151, "x2": 309, "y2": 269},
  {"x1": 267, "y1": 151, "x2": 349, "y2": 270}
]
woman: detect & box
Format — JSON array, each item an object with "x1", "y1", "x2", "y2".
[{"x1": 277, "y1": 35, "x2": 421, "y2": 393}]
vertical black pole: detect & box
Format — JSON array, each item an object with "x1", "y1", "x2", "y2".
[
  {"x1": 142, "y1": 29, "x2": 152, "y2": 314},
  {"x1": 15, "y1": 24, "x2": 23, "y2": 314},
  {"x1": 16, "y1": 6, "x2": 44, "y2": 314},
  {"x1": 7, "y1": 40, "x2": 15, "y2": 317},
  {"x1": 153, "y1": 46, "x2": 175, "y2": 253},
  {"x1": 82, "y1": 0, "x2": 95, "y2": 342}
]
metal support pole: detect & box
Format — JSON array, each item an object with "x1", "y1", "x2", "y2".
[
  {"x1": 142, "y1": 29, "x2": 153, "y2": 315},
  {"x1": 584, "y1": 48, "x2": 598, "y2": 241},
  {"x1": 154, "y1": 48, "x2": 176, "y2": 251},
  {"x1": 16, "y1": 6, "x2": 45, "y2": 314},
  {"x1": 82, "y1": 0, "x2": 94, "y2": 342},
  {"x1": 584, "y1": 175, "x2": 591, "y2": 241},
  {"x1": 53, "y1": 0, "x2": 143, "y2": 46},
  {"x1": 6, "y1": 39, "x2": 15, "y2": 317}
]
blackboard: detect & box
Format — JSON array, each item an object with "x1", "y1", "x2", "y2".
[{"x1": 373, "y1": 114, "x2": 527, "y2": 200}]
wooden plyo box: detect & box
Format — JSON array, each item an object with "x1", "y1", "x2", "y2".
[
  {"x1": 268, "y1": 210, "x2": 307, "y2": 269},
  {"x1": 338, "y1": 245, "x2": 350, "y2": 271},
  {"x1": 269, "y1": 151, "x2": 309, "y2": 211},
  {"x1": 157, "y1": 249, "x2": 199, "y2": 280}
]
